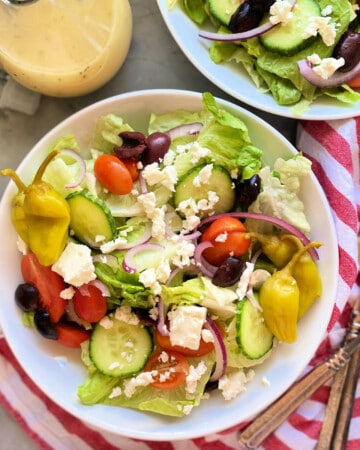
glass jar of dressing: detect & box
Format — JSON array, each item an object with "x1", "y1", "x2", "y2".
[{"x1": 0, "y1": 0, "x2": 132, "y2": 97}]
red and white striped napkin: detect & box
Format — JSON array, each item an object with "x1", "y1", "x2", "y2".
[{"x1": 1, "y1": 118, "x2": 360, "y2": 450}]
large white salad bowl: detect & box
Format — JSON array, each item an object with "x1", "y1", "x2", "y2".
[{"x1": 0, "y1": 90, "x2": 338, "y2": 441}]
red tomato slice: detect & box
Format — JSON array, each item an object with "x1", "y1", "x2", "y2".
[
  {"x1": 73, "y1": 283, "x2": 107, "y2": 323},
  {"x1": 200, "y1": 217, "x2": 251, "y2": 266},
  {"x1": 347, "y1": 74, "x2": 360, "y2": 88},
  {"x1": 55, "y1": 323, "x2": 90, "y2": 348},
  {"x1": 144, "y1": 351, "x2": 190, "y2": 390},
  {"x1": 94, "y1": 154, "x2": 133, "y2": 195},
  {"x1": 121, "y1": 157, "x2": 139, "y2": 181},
  {"x1": 155, "y1": 327, "x2": 214, "y2": 357},
  {"x1": 21, "y1": 253, "x2": 66, "y2": 323}
]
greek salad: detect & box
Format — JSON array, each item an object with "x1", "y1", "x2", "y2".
[
  {"x1": 172, "y1": 0, "x2": 360, "y2": 113},
  {"x1": 2, "y1": 93, "x2": 322, "y2": 417}
]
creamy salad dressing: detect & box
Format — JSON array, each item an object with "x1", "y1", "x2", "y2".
[{"x1": 0, "y1": 0, "x2": 132, "y2": 96}]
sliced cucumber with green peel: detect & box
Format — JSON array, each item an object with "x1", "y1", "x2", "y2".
[
  {"x1": 259, "y1": 0, "x2": 321, "y2": 56},
  {"x1": 89, "y1": 318, "x2": 153, "y2": 377},
  {"x1": 236, "y1": 297, "x2": 273, "y2": 360},
  {"x1": 67, "y1": 189, "x2": 117, "y2": 247},
  {"x1": 173, "y1": 164, "x2": 235, "y2": 217},
  {"x1": 208, "y1": 0, "x2": 242, "y2": 26}
]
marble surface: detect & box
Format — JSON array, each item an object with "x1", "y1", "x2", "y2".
[{"x1": 0, "y1": 1, "x2": 296, "y2": 449}]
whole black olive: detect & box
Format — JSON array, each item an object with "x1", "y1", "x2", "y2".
[
  {"x1": 142, "y1": 132, "x2": 171, "y2": 165},
  {"x1": 15, "y1": 283, "x2": 40, "y2": 312},
  {"x1": 237, "y1": 174, "x2": 261, "y2": 209},
  {"x1": 333, "y1": 31, "x2": 360, "y2": 72},
  {"x1": 114, "y1": 131, "x2": 147, "y2": 158},
  {"x1": 34, "y1": 310, "x2": 58, "y2": 340},
  {"x1": 212, "y1": 257, "x2": 246, "y2": 287},
  {"x1": 229, "y1": 0, "x2": 275, "y2": 33}
]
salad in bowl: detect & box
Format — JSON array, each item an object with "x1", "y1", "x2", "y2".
[
  {"x1": 0, "y1": 91, "x2": 337, "y2": 439},
  {"x1": 166, "y1": 0, "x2": 360, "y2": 116}
]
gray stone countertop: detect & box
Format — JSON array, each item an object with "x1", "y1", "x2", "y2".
[{"x1": 0, "y1": 1, "x2": 296, "y2": 449}]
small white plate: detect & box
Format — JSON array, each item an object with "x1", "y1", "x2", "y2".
[
  {"x1": 0, "y1": 90, "x2": 338, "y2": 440},
  {"x1": 156, "y1": 0, "x2": 360, "y2": 120}
]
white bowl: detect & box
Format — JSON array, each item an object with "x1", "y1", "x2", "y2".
[
  {"x1": 156, "y1": 0, "x2": 360, "y2": 120},
  {"x1": 0, "y1": 89, "x2": 338, "y2": 441}
]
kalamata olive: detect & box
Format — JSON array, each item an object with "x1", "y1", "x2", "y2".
[
  {"x1": 15, "y1": 283, "x2": 40, "y2": 312},
  {"x1": 34, "y1": 310, "x2": 58, "y2": 340},
  {"x1": 114, "y1": 131, "x2": 147, "y2": 158},
  {"x1": 142, "y1": 131, "x2": 171, "y2": 165},
  {"x1": 229, "y1": 0, "x2": 275, "y2": 33},
  {"x1": 212, "y1": 257, "x2": 246, "y2": 287},
  {"x1": 333, "y1": 31, "x2": 360, "y2": 72},
  {"x1": 237, "y1": 174, "x2": 261, "y2": 209}
]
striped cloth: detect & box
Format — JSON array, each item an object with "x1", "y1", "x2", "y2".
[{"x1": 1, "y1": 118, "x2": 360, "y2": 449}]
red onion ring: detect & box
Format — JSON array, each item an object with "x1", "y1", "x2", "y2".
[
  {"x1": 122, "y1": 243, "x2": 164, "y2": 273},
  {"x1": 298, "y1": 58, "x2": 360, "y2": 88},
  {"x1": 199, "y1": 0, "x2": 297, "y2": 42},
  {"x1": 204, "y1": 316, "x2": 227, "y2": 382},
  {"x1": 199, "y1": 212, "x2": 319, "y2": 261},
  {"x1": 157, "y1": 296, "x2": 170, "y2": 336},
  {"x1": 194, "y1": 241, "x2": 218, "y2": 278},
  {"x1": 59, "y1": 148, "x2": 86, "y2": 189},
  {"x1": 138, "y1": 171, "x2": 148, "y2": 195},
  {"x1": 166, "y1": 122, "x2": 203, "y2": 140}
]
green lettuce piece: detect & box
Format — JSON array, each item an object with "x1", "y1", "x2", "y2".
[
  {"x1": 48, "y1": 133, "x2": 80, "y2": 153},
  {"x1": 92, "y1": 113, "x2": 133, "y2": 153},
  {"x1": 78, "y1": 354, "x2": 214, "y2": 417},
  {"x1": 181, "y1": 0, "x2": 208, "y2": 24},
  {"x1": 161, "y1": 276, "x2": 238, "y2": 319}
]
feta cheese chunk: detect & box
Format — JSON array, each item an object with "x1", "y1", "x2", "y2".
[
  {"x1": 168, "y1": 305, "x2": 207, "y2": 350},
  {"x1": 219, "y1": 369, "x2": 255, "y2": 401},
  {"x1": 52, "y1": 242, "x2": 96, "y2": 287}
]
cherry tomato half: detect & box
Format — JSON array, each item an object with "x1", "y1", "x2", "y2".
[
  {"x1": 21, "y1": 253, "x2": 66, "y2": 323},
  {"x1": 155, "y1": 326, "x2": 214, "y2": 357},
  {"x1": 200, "y1": 217, "x2": 251, "y2": 266},
  {"x1": 144, "y1": 351, "x2": 190, "y2": 390},
  {"x1": 94, "y1": 154, "x2": 133, "y2": 195},
  {"x1": 347, "y1": 75, "x2": 360, "y2": 88},
  {"x1": 121, "y1": 157, "x2": 139, "y2": 181},
  {"x1": 73, "y1": 283, "x2": 107, "y2": 323},
  {"x1": 55, "y1": 323, "x2": 90, "y2": 348}
]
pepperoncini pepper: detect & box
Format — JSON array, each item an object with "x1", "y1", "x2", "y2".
[
  {"x1": 259, "y1": 240, "x2": 322, "y2": 344},
  {"x1": 247, "y1": 232, "x2": 299, "y2": 269},
  {"x1": 1, "y1": 150, "x2": 70, "y2": 266}
]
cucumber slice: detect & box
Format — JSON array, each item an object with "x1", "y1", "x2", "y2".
[
  {"x1": 173, "y1": 164, "x2": 235, "y2": 217},
  {"x1": 89, "y1": 317, "x2": 153, "y2": 377},
  {"x1": 67, "y1": 189, "x2": 117, "y2": 247},
  {"x1": 259, "y1": 0, "x2": 321, "y2": 56},
  {"x1": 208, "y1": 0, "x2": 242, "y2": 26},
  {"x1": 236, "y1": 298, "x2": 273, "y2": 360}
]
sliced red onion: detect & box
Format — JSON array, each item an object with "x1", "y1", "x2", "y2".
[
  {"x1": 204, "y1": 316, "x2": 227, "y2": 382},
  {"x1": 157, "y1": 296, "x2": 170, "y2": 336},
  {"x1": 298, "y1": 58, "x2": 360, "y2": 88},
  {"x1": 166, "y1": 267, "x2": 181, "y2": 286},
  {"x1": 199, "y1": 212, "x2": 319, "y2": 261},
  {"x1": 138, "y1": 171, "x2": 148, "y2": 195},
  {"x1": 88, "y1": 279, "x2": 111, "y2": 297},
  {"x1": 60, "y1": 148, "x2": 86, "y2": 189},
  {"x1": 194, "y1": 241, "x2": 218, "y2": 278},
  {"x1": 122, "y1": 243, "x2": 164, "y2": 273},
  {"x1": 199, "y1": 0, "x2": 297, "y2": 42},
  {"x1": 166, "y1": 122, "x2": 203, "y2": 140}
]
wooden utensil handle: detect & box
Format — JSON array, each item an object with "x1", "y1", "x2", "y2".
[{"x1": 238, "y1": 363, "x2": 335, "y2": 449}]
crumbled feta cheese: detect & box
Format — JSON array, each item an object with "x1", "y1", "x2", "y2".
[
  {"x1": 321, "y1": 5, "x2": 332, "y2": 16},
  {"x1": 142, "y1": 162, "x2": 178, "y2": 191},
  {"x1": 149, "y1": 305, "x2": 159, "y2": 321},
  {"x1": 215, "y1": 232, "x2": 228, "y2": 243},
  {"x1": 52, "y1": 242, "x2": 96, "y2": 287},
  {"x1": 218, "y1": 369, "x2": 255, "y2": 401},
  {"x1": 159, "y1": 351, "x2": 170, "y2": 363},
  {"x1": 171, "y1": 240, "x2": 195, "y2": 268},
  {"x1": 236, "y1": 262, "x2": 255, "y2": 299},
  {"x1": 114, "y1": 305, "x2": 140, "y2": 325},
  {"x1": 189, "y1": 142, "x2": 211, "y2": 163},
  {"x1": 99, "y1": 316, "x2": 114, "y2": 329},
  {"x1": 182, "y1": 405, "x2": 194, "y2": 415},
  {"x1": 201, "y1": 328, "x2": 214, "y2": 343},
  {"x1": 124, "y1": 371, "x2": 156, "y2": 397},
  {"x1": 156, "y1": 258, "x2": 172, "y2": 283},
  {"x1": 139, "y1": 268, "x2": 162, "y2": 295},
  {"x1": 163, "y1": 149, "x2": 176, "y2": 166},
  {"x1": 60, "y1": 286, "x2": 75, "y2": 300},
  {"x1": 262, "y1": 376, "x2": 271, "y2": 387},
  {"x1": 307, "y1": 54, "x2": 345, "y2": 79},
  {"x1": 303, "y1": 16, "x2": 337, "y2": 46},
  {"x1": 168, "y1": 305, "x2": 207, "y2": 350},
  {"x1": 185, "y1": 361, "x2": 208, "y2": 394},
  {"x1": 269, "y1": 0, "x2": 293, "y2": 25},
  {"x1": 192, "y1": 164, "x2": 213, "y2": 187},
  {"x1": 100, "y1": 235, "x2": 128, "y2": 253},
  {"x1": 137, "y1": 193, "x2": 167, "y2": 240},
  {"x1": 109, "y1": 386, "x2": 122, "y2": 399}
]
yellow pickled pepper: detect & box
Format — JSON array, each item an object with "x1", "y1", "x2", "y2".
[
  {"x1": 259, "y1": 240, "x2": 322, "y2": 344},
  {"x1": 1, "y1": 150, "x2": 70, "y2": 266}
]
